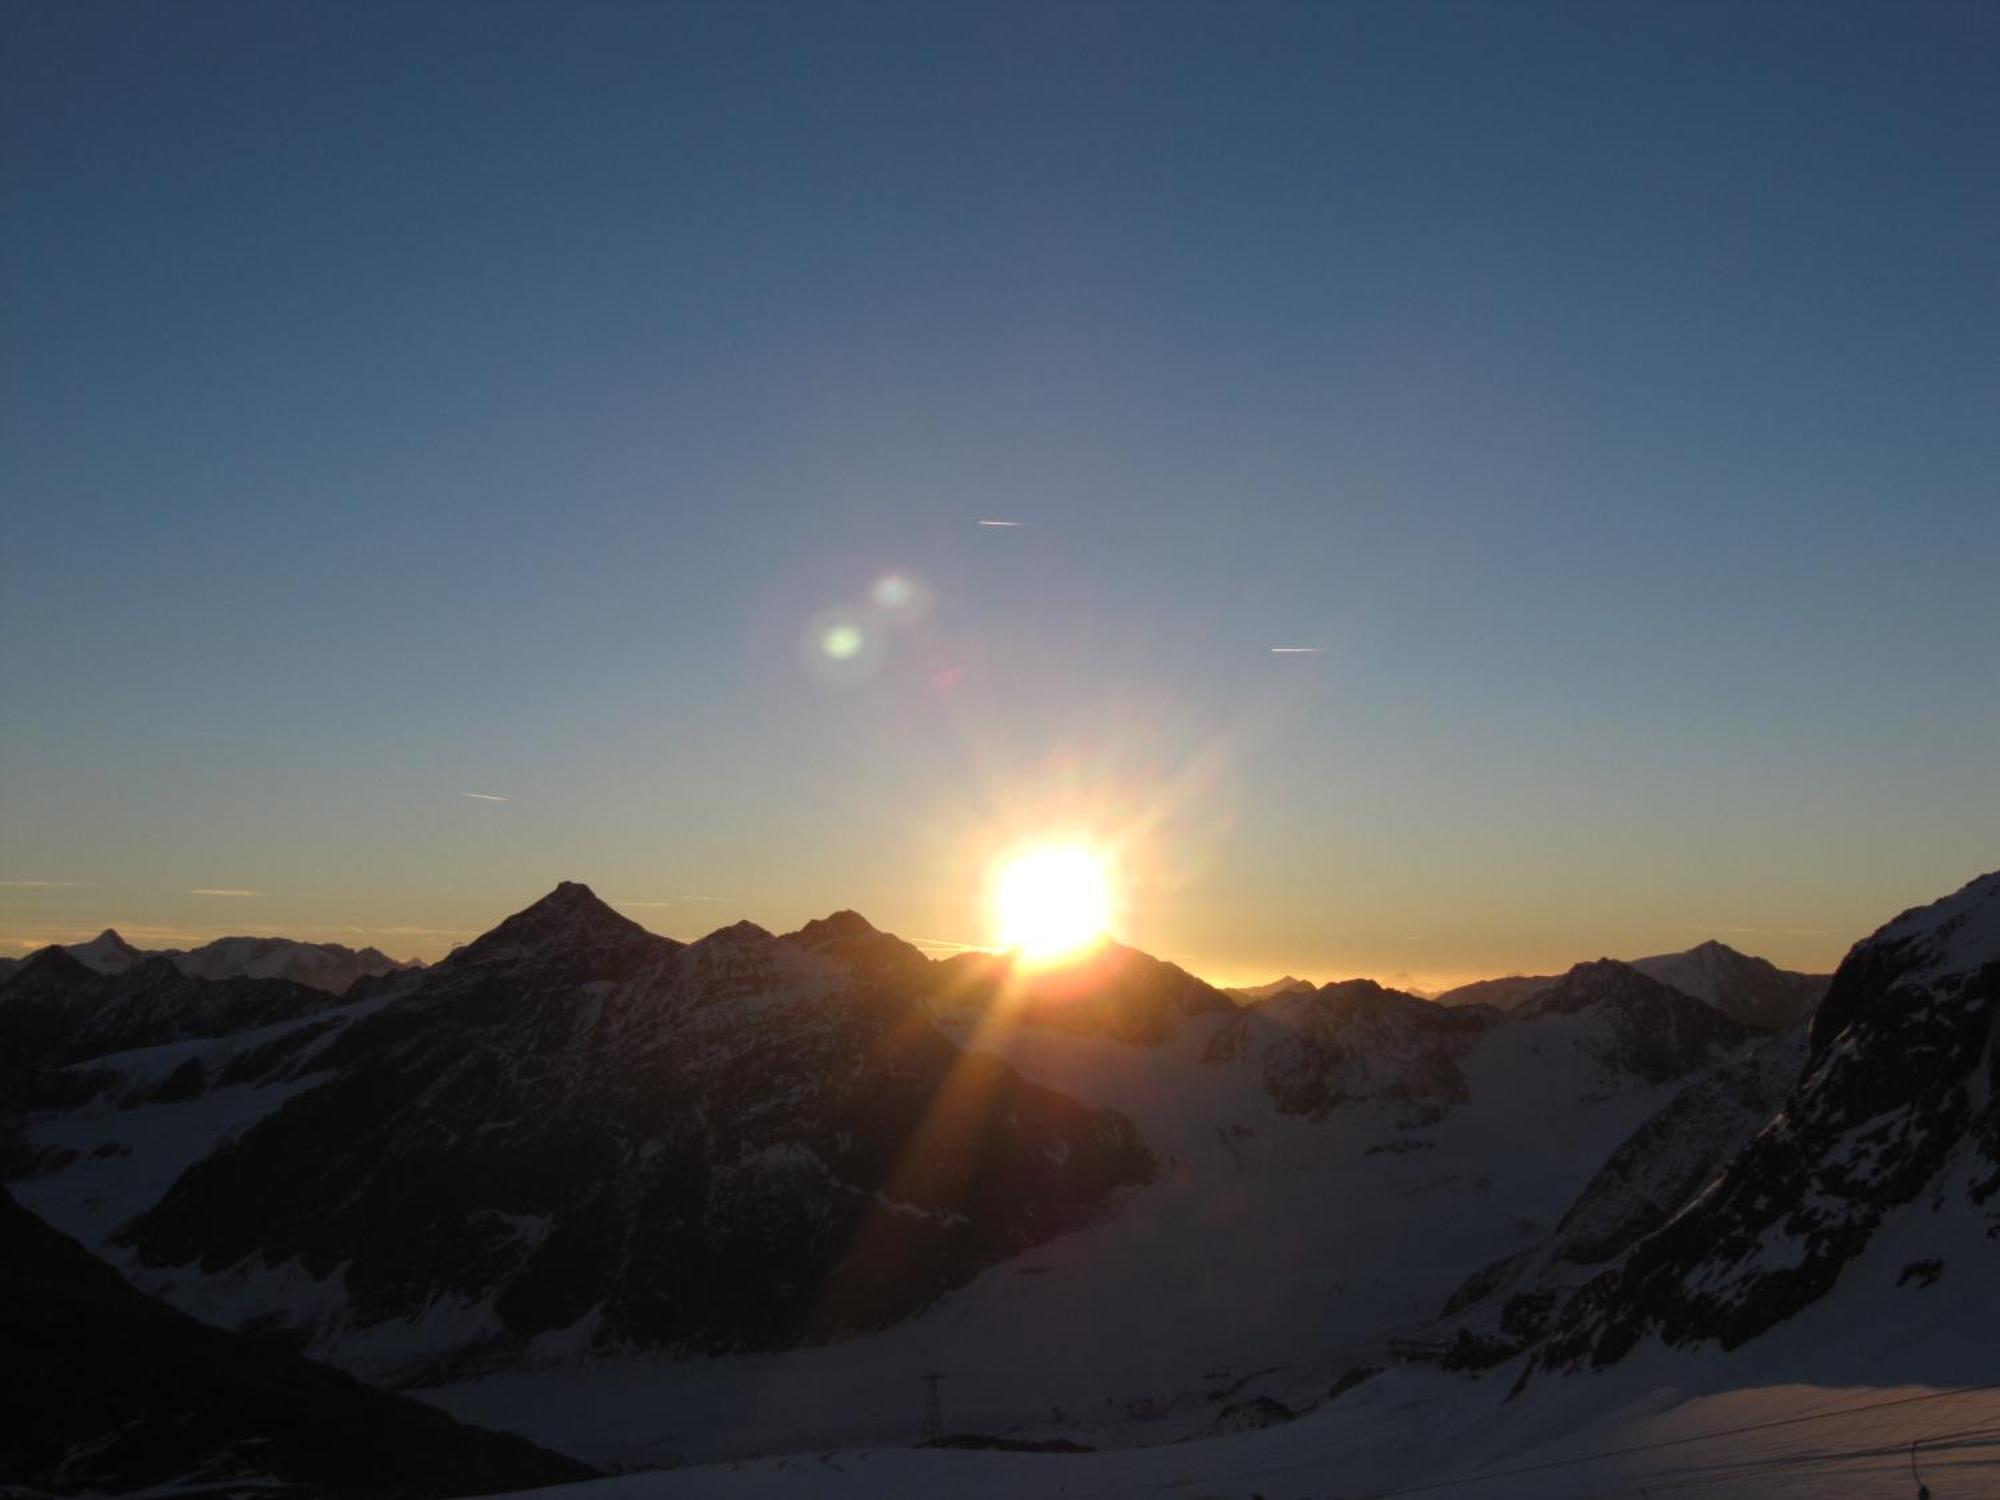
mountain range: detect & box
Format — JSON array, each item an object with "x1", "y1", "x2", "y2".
[
  {"x1": 1429, "y1": 938, "x2": 1830, "y2": 1030},
  {"x1": 2, "y1": 869, "x2": 1993, "y2": 1494},
  {"x1": 0, "y1": 929, "x2": 414, "y2": 994}
]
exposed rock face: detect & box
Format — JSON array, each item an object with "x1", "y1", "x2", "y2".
[
  {"x1": 1209, "y1": 980, "x2": 1500, "y2": 1121},
  {"x1": 1630, "y1": 939, "x2": 1828, "y2": 1031},
  {"x1": 0, "y1": 947, "x2": 336, "y2": 1079},
  {"x1": 1515, "y1": 959, "x2": 1761, "y2": 1083},
  {"x1": 928, "y1": 941, "x2": 1235, "y2": 1044},
  {"x1": 120, "y1": 886, "x2": 1153, "y2": 1375},
  {"x1": 1544, "y1": 1025, "x2": 1809, "y2": 1267},
  {"x1": 0, "y1": 1187, "x2": 592, "y2": 1497},
  {"x1": 1432, "y1": 1024, "x2": 1809, "y2": 1368},
  {"x1": 1528, "y1": 871, "x2": 2000, "y2": 1373}
]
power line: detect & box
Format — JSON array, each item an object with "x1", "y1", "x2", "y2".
[
  {"x1": 1097, "y1": 1380, "x2": 2000, "y2": 1498},
  {"x1": 1566, "y1": 1424, "x2": 2000, "y2": 1498},
  {"x1": 1357, "y1": 1383, "x2": 2000, "y2": 1499}
]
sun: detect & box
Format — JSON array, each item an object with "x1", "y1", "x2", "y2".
[{"x1": 991, "y1": 844, "x2": 1116, "y2": 966}]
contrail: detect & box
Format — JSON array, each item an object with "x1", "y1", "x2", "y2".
[
  {"x1": 461, "y1": 792, "x2": 509, "y2": 801},
  {"x1": 976, "y1": 519, "x2": 1024, "y2": 528},
  {"x1": 1269, "y1": 646, "x2": 1323, "y2": 654}
]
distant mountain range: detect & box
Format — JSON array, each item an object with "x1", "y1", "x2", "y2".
[
  {"x1": 0, "y1": 928, "x2": 415, "y2": 995},
  {"x1": 3, "y1": 869, "x2": 1992, "y2": 1483},
  {"x1": 1223, "y1": 975, "x2": 1316, "y2": 1004},
  {"x1": 1429, "y1": 938, "x2": 1830, "y2": 1031}
]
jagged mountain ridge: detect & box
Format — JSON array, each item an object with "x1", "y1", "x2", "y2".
[
  {"x1": 1204, "y1": 979, "x2": 1501, "y2": 1122},
  {"x1": 1521, "y1": 869, "x2": 2000, "y2": 1376},
  {"x1": 5, "y1": 880, "x2": 1818, "y2": 1463},
  {"x1": 1224, "y1": 975, "x2": 1318, "y2": 1004},
  {"x1": 0, "y1": 1186, "x2": 591, "y2": 1497},
  {"x1": 1434, "y1": 939, "x2": 1827, "y2": 1032},
  {"x1": 1515, "y1": 959, "x2": 1760, "y2": 1084},
  {"x1": 0, "y1": 946, "x2": 339, "y2": 1082},
  {"x1": 925, "y1": 939, "x2": 1236, "y2": 1043},
  {"x1": 1430, "y1": 1023, "x2": 1810, "y2": 1369},
  {"x1": 0, "y1": 926, "x2": 413, "y2": 995},
  {"x1": 119, "y1": 884, "x2": 1153, "y2": 1376},
  {"x1": 1433, "y1": 972, "x2": 1561, "y2": 1011}
]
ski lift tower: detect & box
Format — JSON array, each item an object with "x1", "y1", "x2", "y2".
[{"x1": 920, "y1": 1370, "x2": 945, "y2": 1444}]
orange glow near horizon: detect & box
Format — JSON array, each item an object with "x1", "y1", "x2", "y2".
[{"x1": 990, "y1": 843, "x2": 1118, "y2": 967}]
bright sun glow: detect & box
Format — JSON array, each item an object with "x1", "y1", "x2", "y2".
[{"x1": 992, "y1": 844, "x2": 1116, "y2": 965}]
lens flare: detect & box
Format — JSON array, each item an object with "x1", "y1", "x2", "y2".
[
  {"x1": 798, "y1": 607, "x2": 880, "y2": 685},
  {"x1": 991, "y1": 844, "x2": 1115, "y2": 966},
  {"x1": 820, "y1": 622, "x2": 865, "y2": 660}
]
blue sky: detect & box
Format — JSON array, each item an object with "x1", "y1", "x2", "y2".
[{"x1": 3, "y1": 1, "x2": 1995, "y2": 985}]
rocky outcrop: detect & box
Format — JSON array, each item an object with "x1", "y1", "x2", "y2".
[
  {"x1": 121, "y1": 885, "x2": 1153, "y2": 1375},
  {"x1": 1527, "y1": 871, "x2": 2000, "y2": 1374},
  {"x1": 0, "y1": 947, "x2": 336, "y2": 1078},
  {"x1": 1516, "y1": 959, "x2": 1760, "y2": 1084},
  {"x1": 1211, "y1": 980, "x2": 1500, "y2": 1121}
]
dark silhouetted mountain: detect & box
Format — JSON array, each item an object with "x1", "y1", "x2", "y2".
[
  {"x1": 1206, "y1": 979, "x2": 1500, "y2": 1121},
  {"x1": 120, "y1": 883, "x2": 1152, "y2": 1377},
  {"x1": 0, "y1": 1186, "x2": 592, "y2": 1497},
  {"x1": 1431, "y1": 973, "x2": 1557, "y2": 1010},
  {"x1": 1433, "y1": 941, "x2": 1826, "y2": 1031},
  {"x1": 0, "y1": 927, "x2": 413, "y2": 996},
  {"x1": 928, "y1": 940, "x2": 1235, "y2": 1043},
  {"x1": 1223, "y1": 976, "x2": 1317, "y2": 1004},
  {"x1": 1629, "y1": 938, "x2": 1828, "y2": 1031},
  {"x1": 784, "y1": 908, "x2": 932, "y2": 981},
  {"x1": 1524, "y1": 870, "x2": 2000, "y2": 1375},
  {"x1": 0, "y1": 947, "x2": 335, "y2": 1079},
  {"x1": 1515, "y1": 959, "x2": 1761, "y2": 1083}
]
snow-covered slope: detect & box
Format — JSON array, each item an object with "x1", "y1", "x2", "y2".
[
  {"x1": 168, "y1": 933, "x2": 417, "y2": 993},
  {"x1": 412, "y1": 943, "x2": 1762, "y2": 1467},
  {"x1": 56, "y1": 927, "x2": 147, "y2": 974},
  {"x1": 115, "y1": 886, "x2": 1152, "y2": 1382},
  {"x1": 20, "y1": 874, "x2": 1982, "y2": 1484},
  {"x1": 1432, "y1": 1023, "x2": 1810, "y2": 1370},
  {"x1": 1204, "y1": 977, "x2": 1499, "y2": 1120},
  {"x1": 1515, "y1": 959, "x2": 1760, "y2": 1082},
  {"x1": 1527, "y1": 869, "x2": 2000, "y2": 1375},
  {"x1": 0, "y1": 946, "x2": 338, "y2": 1078},
  {"x1": 454, "y1": 873, "x2": 2000, "y2": 1498}
]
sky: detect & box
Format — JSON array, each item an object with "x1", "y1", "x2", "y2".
[{"x1": 2, "y1": 0, "x2": 1995, "y2": 990}]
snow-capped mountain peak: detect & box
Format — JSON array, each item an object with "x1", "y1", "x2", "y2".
[
  {"x1": 64, "y1": 928, "x2": 145, "y2": 975},
  {"x1": 1524, "y1": 866, "x2": 2000, "y2": 1377},
  {"x1": 440, "y1": 881, "x2": 675, "y2": 972}
]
